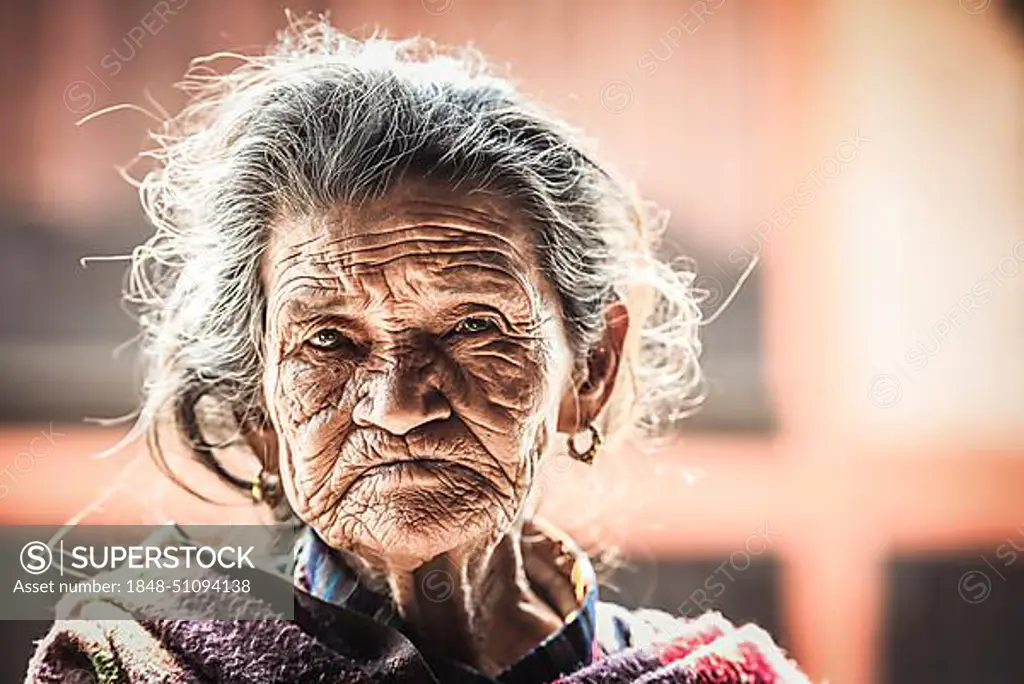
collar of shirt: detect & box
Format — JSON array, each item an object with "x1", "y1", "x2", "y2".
[{"x1": 293, "y1": 519, "x2": 601, "y2": 684}]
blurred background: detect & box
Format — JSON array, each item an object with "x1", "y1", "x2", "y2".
[{"x1": 0, "y1": 0, "x2": 1022, "y2": 682}]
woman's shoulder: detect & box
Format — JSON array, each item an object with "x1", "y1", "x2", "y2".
[
  {"x1": 23, "y1": 540, "x2": 437, "y2": 684},
  {"x1": 24, "y1": 591, "x2": 366, "y2": 683},
  {"x1": 23, "y1": 525, "x2": 309, "y2": 683},
  {"x1": 26, "y1": 613, "x2": 197, "y2": 683}
]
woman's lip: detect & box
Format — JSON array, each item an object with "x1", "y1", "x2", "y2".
[
  {"x1": 337, "y1": 458, "x2": 471, "y2": 501},
  {"x1": 340, "y1": 458, "x2": 503, "y2": 502},
  {"x1": 371, "y1": 458, "x2": 451, "y2": 471},
  {"x1": 353, "y1": 458, "x2": 460, "y2": 481}
]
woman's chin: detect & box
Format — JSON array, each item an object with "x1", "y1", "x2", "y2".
[
  {"x1": 344, "y1": 514, "x2": 493, "y2": 567},
  {"x1": 328, "y1": 466, "x2": 509, "y2": 562}
]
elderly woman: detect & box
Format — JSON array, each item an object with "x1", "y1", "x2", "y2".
[{"x1": 26, "y1": 20, "x2": 811, "y2": 684}]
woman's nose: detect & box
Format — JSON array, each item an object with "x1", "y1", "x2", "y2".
[{"x1": 351, "y1": 365, "x2": 452, "y2": 436}]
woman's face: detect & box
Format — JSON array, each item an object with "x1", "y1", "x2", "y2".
[{"x1": 261, "y1": 183, "x2": 577, "y2": 568}]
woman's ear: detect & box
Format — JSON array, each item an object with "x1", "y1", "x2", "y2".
[{"x1": 557, "y1": 301, "x2": 630, "y2": 432}]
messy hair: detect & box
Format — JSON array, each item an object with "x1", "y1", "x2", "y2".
[{"x1": 125, "y1": 18, "x2": 704, "y2": 507}]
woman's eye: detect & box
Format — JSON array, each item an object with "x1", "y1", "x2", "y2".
[
  {"x1": 306, "y1": 329, "x2": 351, "y2": 351},
  {"x1": 452, "y1": 317, "x2": 498, "y2": 336}
]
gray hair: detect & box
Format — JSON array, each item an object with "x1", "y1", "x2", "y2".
[{"x1": 126, "y1": 19, "x2": 703, "y2": 502}]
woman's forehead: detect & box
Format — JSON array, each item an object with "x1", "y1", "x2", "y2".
[
  {"x1": 266, "y1": 183, "x2": 535, "y2": 259},
  {"x1": 261, "y1": 184, "x2": 554, "y2": 314}
]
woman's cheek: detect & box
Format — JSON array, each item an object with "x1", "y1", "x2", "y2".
[
  {"x1": 270, "y1": 360, "x2": 356, "y2": 477},
  {"x1": 457, "y1": 340, "x2": 550, "y2": 416},
  {"x1": 275, "y1": 358, "x2": 353, "y2": 427},
  {"x1": 456, "y1": 345, "x2": 554, "y2": 484}
]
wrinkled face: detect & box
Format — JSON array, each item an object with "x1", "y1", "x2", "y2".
[{"x1": 262, "y1": 183, "x2": 576, "y2": 569}]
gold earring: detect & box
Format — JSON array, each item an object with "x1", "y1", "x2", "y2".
[
  {"x1": 250, "y1": 477, "x2": 265, "y2": 503},
  {"x1": 568, "y1": 424, "x2": 602, "y2": 465},
  {"x1": 250, "y1": 469, "x2": 279, "y2": 504}
]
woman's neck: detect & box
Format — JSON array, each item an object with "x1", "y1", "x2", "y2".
[{"x1": 367, "y1": 524, "x2": 564, "y2": 676}]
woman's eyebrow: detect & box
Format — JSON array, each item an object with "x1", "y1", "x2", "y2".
[
  {"x1": 271, "y1": 288, "x2": 359, "y2": 325},
  {"x1": 271, "y1": 278, "x2": 538, "y2": 326},
  {"x1": 434, "y1": 258, "x2": 537, "y2": 288},
  {"x1": 433, "y1": 263, "x2": 536, "y2": 299}
]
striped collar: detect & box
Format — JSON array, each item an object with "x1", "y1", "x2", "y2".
[{"x1": 293, "y1": 519, "x2": 600, "y2": 683}]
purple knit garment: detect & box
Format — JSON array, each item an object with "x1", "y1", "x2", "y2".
[
  {"x1": 27, "y1": 619, "x2": 376, "y2": 684},
  {"x1": 555, "y1": 647, "x2": 665, "y2": 683},
  {"x1": 25, "y1": 540, "x2": 813, "y2": 684},
  {"x1": 27, "y1": 610, "x2": 813, "y2": 684},
  {"x1": 143, "y1": 618, "x2": 376, "y2": 684}
]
